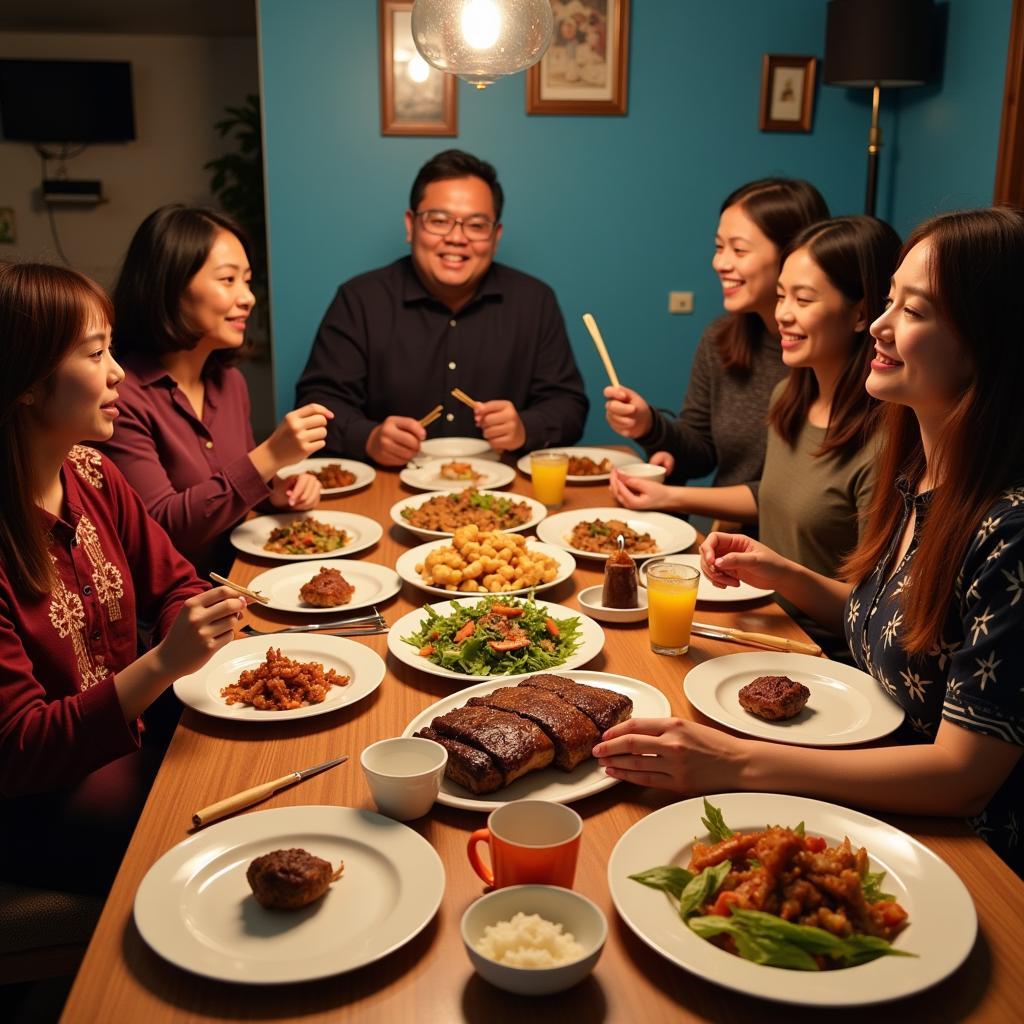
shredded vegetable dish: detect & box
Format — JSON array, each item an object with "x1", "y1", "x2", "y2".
[
  {"x1": 401, "y1": 489, "x2": 532, "y2": 533},
  {"x1": 568, "y1": 518, "x2": 658, "y2": 555},
  {"x1": 401, "y1": 594, "x2": 582, "y2": 676},
  {"x1": 263, "y1": 517, "x2": 348, "y2": 555},
  {"x1": 630, "y1": 800, "x2": 914, "y2": 971}
]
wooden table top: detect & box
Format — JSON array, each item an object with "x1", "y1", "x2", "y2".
[{"x1": 61, "y1": 461, "x2": 1024, "y2": 1023}]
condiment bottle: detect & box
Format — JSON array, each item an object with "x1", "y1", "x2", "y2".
[{"x1": 602, "y1": 534, "x2": 639, "y2": 608}]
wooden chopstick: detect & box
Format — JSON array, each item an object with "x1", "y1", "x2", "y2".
[
  {"x1": 418, "y1": 403, "x2": 443, "y2": 427},
  {"x1": 450, "y1": 387, "x2": 478, "y2": 410},
  {"x1": 582, "y1": 312, "x2": 621, "y2": 388},
  {"x1": 209, "y1": 572, "x2": 269, "y2": 605},
  {"x1": 695, "y1": 621, "x2": 821, "y2": 657}
]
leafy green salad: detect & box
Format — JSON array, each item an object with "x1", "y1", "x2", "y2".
[
  {"x1": 630, "y1": 799, "x2": 915, "y2": 971},
  {"x1": 401, "y1": 594, "x2": 582, "y2": 676}
]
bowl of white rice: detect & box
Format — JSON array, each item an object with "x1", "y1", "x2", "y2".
[{"x1": 461, "y1": 884, "x2": 607, "y2": 995}]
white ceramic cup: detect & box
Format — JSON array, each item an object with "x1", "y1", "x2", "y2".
[
  {"x1": 360, "y1": 737, "x2": 448, "y2": 821},
  {"x1": 618, "y1": 462, "x2": 668, "y2": 483}
]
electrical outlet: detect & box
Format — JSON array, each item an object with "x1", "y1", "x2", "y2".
[{"x1": 668, "y1": 291, "x2": 694, "y2": 314}]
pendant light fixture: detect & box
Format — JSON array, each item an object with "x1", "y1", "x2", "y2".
[{"x1": 412, "y1": 0, "x2": 554, "y2": 89}]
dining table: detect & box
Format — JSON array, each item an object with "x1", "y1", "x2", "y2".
[{"x1": 60, "y1": 455, "x2": 1024, "y2": 1024}]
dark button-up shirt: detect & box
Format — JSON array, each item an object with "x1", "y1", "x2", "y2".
[
  {"x1": 296, "y1": 257, "x2": 589, "y2": 459},
  {"x1": 0, "y1": 447, "x2": 205, "y2": 796},
  {"x1": 96, "y1": 352, "x2": 270, "y2": 573},
  {"x1": 845, "y1": 478, "x2": 1024, "y2": 874}
]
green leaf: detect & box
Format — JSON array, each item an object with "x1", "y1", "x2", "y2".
[
  {"x1": 678, "y1": 860, "x2": 731, "y2": 919},
  {"x1": 688, "y1": 915, "x2": 822, "y2": 970},
  {"x1": 700, "y1": 798, "x2": 734, "y2": 843},
  {"x1": 629, "y1": 865, "x2": 694, "y2": 900},
  {"x1": 861, "y1": 869, "x2": 895, "y2": 903}
]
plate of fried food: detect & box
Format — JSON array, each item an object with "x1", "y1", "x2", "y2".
[
  {"x1": 390, "y1": 488, "x2": 547, "y2": 541},
  {"x1": 402, "y1": 670, "x2": 670, "y2": 811},
  {"x1": 246, "y1": 560, "x2": 401, "y2": 614},
  {"x1": 276, "y1": 457, "x2": 376, "y2": 495},
  {"x1": 400, "y1": 457, "x2": 516, "y2": 492},
  {"x1": 516, "y1": 447, "x2": 638, "y2": 483},
  {"x1": 536, "y1": 507, "x2": 697, "y2": 561},
  {"x1": 388, "y1": 593, "x2": 604, "y2": 683},
  {"x1": 230, "y1": 511, "x2": 383, "y2": 560},
  {"x1": 608, "y1": 792, "x2": 976, "y2": 1006},
  {"x1": 173, "y1": 634, "x2": 386, "y2": 721},
  {"x1": 394, "y1": 525, "x2": 576, "y2": 598},
  {"x1": 134, "y1": 805, "x2": 444, "y2": 983},
  {"x1": 683, "y1": 652, "x2": 904, "y2": 747}
]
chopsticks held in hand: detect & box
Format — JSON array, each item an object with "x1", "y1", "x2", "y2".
[
  {"x1": 450, "y1": 387, "x2": 479, "y2": 411},
  {"x1": 582, "y1": 312, "x2": 621, "y2": 389},
  {"x1": 419, "y1": 403, "x2": 443, "y2": 428},
  {"x1": 209, "y1": 572, "x2": 269, "y2": 605}
]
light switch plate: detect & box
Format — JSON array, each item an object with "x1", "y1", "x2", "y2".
[{"x1": 668, "y1": 291, "x2": 693, "y2": 314}]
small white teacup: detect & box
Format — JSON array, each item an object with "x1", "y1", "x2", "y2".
[
  {"x1": 360, "y1": 737, "x2": 448, "y2": 821},
  {"x1": 618, "y1": 462, "x2": 667, "y2": 483}
]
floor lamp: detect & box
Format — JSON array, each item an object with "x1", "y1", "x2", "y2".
[{"x1": 824, "y1": 0, "x2": 934, "y2": 216}]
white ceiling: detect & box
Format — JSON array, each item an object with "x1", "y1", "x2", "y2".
[{"x1": 0, "y1": 0, "x2": 256, "y2": 37}]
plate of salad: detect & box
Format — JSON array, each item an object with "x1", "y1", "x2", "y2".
[
  {"x1": 608, "y1": 793, "x2": 976, "y2": 1006},
  {"x1": 387, "y1": 593, "x2": 605, "y2": 682}
]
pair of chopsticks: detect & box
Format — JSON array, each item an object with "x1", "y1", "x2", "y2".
[
  {"x1": 690, "y1": 621, "x2": 822, "y2": 657},
  {"x1": 582, "y1": 312, "x2": 621, "y2": 388},
  {"x1": 450, "y1": 386, "x2": 478, "y2": 410},
  {"x1": 210, "y1": 572, "x2": 269, "y2": 605},
  {"x1": 419, "y1": 403, "x2": 443, "y2": 428}
]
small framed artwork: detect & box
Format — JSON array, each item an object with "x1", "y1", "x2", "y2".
[
  {"x1": 526, "y1": 0, "x2": 630, "y2": 115},
  {"x1": 759, "y1": 54, "x2": 817, "y2": 132},
  {"x1": 379, "y1": 0, "x2": 457, "y2": 136}
]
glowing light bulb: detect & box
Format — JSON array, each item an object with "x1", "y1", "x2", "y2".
[{"x1": 461, "y1": 0, "x2": 500, "y2": 50}]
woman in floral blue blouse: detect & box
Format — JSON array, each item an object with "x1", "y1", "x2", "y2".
[{"x1": 594, "y1": 208, "x2": 1024, "y2": 875}]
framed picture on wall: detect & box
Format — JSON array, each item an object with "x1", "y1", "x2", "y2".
[
  {"x1": 526, "y1": 0, "x2": 630, "y2": 115},
  {"x1": 379, "y1": 0, "x2": 457, "y2": 136},
  {"x1": 759, "y1": 54, "x2": 817, "y2": 132}
]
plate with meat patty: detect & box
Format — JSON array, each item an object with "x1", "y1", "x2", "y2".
[
  {"x1": 134, "y1": 805, "x2": 444, "y2": 983},
  {"x1": 683, "y1": 652, "x2": 904, "y2": 746},
  {"x1": 276, "y1": 457, "x2": 376, "y2": 495},
  {"x1": 402, "y1": 670, "x2": 671, "y2": 810},
  {"x1": 246, "y1": 559, "x2": 401, "y2": 614}
]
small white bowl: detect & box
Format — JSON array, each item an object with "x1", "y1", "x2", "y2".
[
  {"x1": 461, "y1": 884, "x2": 606, "y2": 996},
  {"x1": 419, "y1": 436, "x2": 492, "y2": 459},
  {"x1": 577, "y1": 584, "x2": 648, "y2": 624},
  {"x1": 617, "y1": 461, "x2": 667, "y2": 483}
]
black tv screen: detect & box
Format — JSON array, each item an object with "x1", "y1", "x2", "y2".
[{"x1": 0, "y1": 59, "x2": 135, "y2": 143}]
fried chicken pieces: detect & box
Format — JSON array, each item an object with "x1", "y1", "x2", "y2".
[
  {"x1": 246, "y1": 848, "x2": 344, "y2": 910},
  {"x1": 299, "y1": 566, "x2": 355, "y2": 607}
]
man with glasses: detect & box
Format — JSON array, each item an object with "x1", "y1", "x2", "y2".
[{"x1": 297, "y1": 149, "x2": 588, "y2": 465}]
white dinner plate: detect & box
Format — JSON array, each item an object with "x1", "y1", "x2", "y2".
[
  {"x1": 608, "y1": 793, "x2": 976, "y2": 1006},
  {"x1": 516, "y1": 446, "x2": 638, "y2": 483},
  {"x1": 389, "y1": 489, "x2": 547, "y2": 541},
  {"x1": 230, "y1": 511, "x2": 383, "y2": 561},
  {"x1": 683, "y1": 652, "x2": 904, "y2": 746},
  {"x1": 399, "y1": 457, "x2": 515, "y2": 492},
  {"x1": 403, "y1": 670, "x2": 670, "y2": 811},
  {"x1": 173, "y1": 634, "x2": 385, "y2": 722},
  {"x1": 395, "y1": 537, "x2": 576, "y2": 599},
  {"x1": 246, "y1": 560, "x2": 401, "y2": 614},
  {"x1": 419, "y1": 436, "x2": 493, "y2": 459},
  {"x1": 640, "y1": 553, "x2": 773, "y2": 604},
  {"x1": 536, "y1": 507, "x2": 697, "y2": 561},
  {"x1": 276, "y1": 457, "x2": 376, "y2": 495},
  {"x1": 134, "y1": 805, "x2": 444, "y2": 984},
  {"x1": 388, "y1": 597, "x2": 604, "y2": 683}
]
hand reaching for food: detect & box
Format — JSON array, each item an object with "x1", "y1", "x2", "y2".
[
  {"x1": 699, "y1": 532, "x2": 793, "y2": 592},
  {"x1": 609, "y1": 468, "x2": 672, "y2": 510}
]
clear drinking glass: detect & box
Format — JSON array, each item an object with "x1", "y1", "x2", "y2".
[
  {"x1": 530, "y1": 450, "x2": 570, "y2": 509},
  {"x1": 646, "y1": 562, "x2": 700, "y2": 655}
]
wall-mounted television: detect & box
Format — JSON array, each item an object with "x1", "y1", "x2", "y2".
[{"x1": 0, "y1": 59, "x2": 135, "y2": 143}]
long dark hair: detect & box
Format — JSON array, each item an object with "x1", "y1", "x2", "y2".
[
  {"x1": 769, "y1": 216, "x2": 901, "y2": 460},
  {"x1": 843, "y1": 207, "x2": 1024, "y2": 653},
  {"x1": 715, "y1": 178, "x2": 830, "y2": 376},
  {"x1": 0, "y1": 263, "x2": 114, "y2": 597},
  {"x1": 113, "y1": 204, "x2": 252, "y2": 366}
]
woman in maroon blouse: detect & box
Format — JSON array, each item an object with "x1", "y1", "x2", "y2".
[
  {"x1": 99, "y1": 205, "x2": 334, "y2": 574},
  {"x1": 0, "y1": 263, "x2": 245, "y2": 893}
]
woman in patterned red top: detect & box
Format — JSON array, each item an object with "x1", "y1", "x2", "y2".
[
  {"x1": 595, "y1": 209, "x2": 1024, "y2": 876},
  {"x1": 0, "y1": 263, "x2": 245, "y2": 892}
]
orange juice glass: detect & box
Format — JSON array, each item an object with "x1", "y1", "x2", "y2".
[
  {"x1": 646, "y1": 562, "x2": 700, "y2": 655},
  {"x1": 531, "y1": 450, "x2": 570, "y2": 509}
]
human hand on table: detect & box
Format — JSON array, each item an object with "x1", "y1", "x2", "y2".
[
  {"x1": 609, "y1": 467, "x2": 673, "y2": 510},
  {"x1": 700, "y1": 532, "x2": 795, "y2": 592},
  {"x1": 593, "y1": 717, "x2": 744, "y2": 792},
  {"x1": 367, "y1": 415, "x2": 426, "y2": 466},
  {"x1": 603, "y1": 385, "x2": 654, "y2": 439},
  {"x1": 268, "y1": 472, "x2": 320, "y2": 510},
  {"x1": 474, "y1": 399, "x2": 526, "y2": 451}
]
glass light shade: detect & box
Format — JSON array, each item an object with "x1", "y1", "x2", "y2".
[{"x1": 412, "y1": 0, "x2": 554, "y2": 89}]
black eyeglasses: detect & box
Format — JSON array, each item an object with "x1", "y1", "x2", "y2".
[{"x1": 416, "y1": 209, "x2": 496, "y2": 241}]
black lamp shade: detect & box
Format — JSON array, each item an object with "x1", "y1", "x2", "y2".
[{"x1": 825, "y1": 0, "x2": 934, "y2": 87}]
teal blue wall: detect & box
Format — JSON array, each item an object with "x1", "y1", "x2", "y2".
[{"x1": 259, "y1": 0, "x2": 1009, "y2": 442}]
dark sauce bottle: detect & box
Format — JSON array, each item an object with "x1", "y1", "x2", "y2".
[{"x1": 602, "y1": 534, "x2": 639, "y2": 608}]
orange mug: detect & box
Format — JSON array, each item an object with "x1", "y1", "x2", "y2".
[{"x1": 467, "y1": 800, "x2": 582, "y2": 889}]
